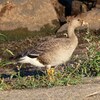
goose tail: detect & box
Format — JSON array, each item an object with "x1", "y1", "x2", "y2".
[{"x1": 9, "y1": 51, "x2": 40, "y2": 65}]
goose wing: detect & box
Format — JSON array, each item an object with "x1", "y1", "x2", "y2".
[
  {"x1": 11, "y1": 37, "x2": 70, "y2": 60},
  {"x1": 34, "y1": 37, "x2": 70, "y2": 52}
]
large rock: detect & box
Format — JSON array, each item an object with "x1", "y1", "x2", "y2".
[
  {"x1": 78, "y1": 8, "x2": 100, "y2": 30},
  {"x1": 97, "y1": 0, "x2": 100, "y2": 4},
  {"x1": 57, "y1": 8, "x2": 100, "y2": 33},
  {"x1": 51, "y1": 0, "x2": 66, "y2": 24},
  {"x1": 0, "y1": 0, "x2": 58, "y2": 31},
  {"x1": 51, "y1": 0, "x2": 100, "y2": 22}
]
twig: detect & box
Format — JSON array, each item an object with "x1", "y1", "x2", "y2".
[{"x1": 86, "y1": 91, "x2": 100, "y2": 97}]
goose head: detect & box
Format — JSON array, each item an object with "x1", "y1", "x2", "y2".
[
  {"x1": 67, "y1": 18, "x2": 88, "y2": 37},
  {"x1": 69, "y1": 18, "x2": 84, "y2": 29}
]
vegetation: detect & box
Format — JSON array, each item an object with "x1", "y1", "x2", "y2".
[
  {"x1": 0, "y1": 33, "x2": 7, "y2": 42},
  {"x1": 0, "y1": 23, "x2": 59, "y2": 43},
  {"x1": 0, "y1": 29, "x2": 100, "y2": 90}
]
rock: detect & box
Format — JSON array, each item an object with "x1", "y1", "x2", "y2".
[
  {"x1": 78, "y1": 8, "x2": 100, "y2": 30},
  {"x1": 57, "y1": 8, "x2": 100, "y2": 33},
  {"x1": 51, "y1": 0, "x2": 66, "y2": 25},
  {"x1": 97, "y1": 0, "x2": 100, "y2": 4},
  {"x1": 56, "y1": 23, "x2": 67, "y2": 33},
  {"x1": 72, "y1": 0, "x2": 82, "y2": 15},
  {"x1": 0, "y1": 0, "x2": 58, "y2": 31}
]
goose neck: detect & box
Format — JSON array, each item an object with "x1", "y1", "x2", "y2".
[{"x1": 67, "y1": 26, "x2": 76, "y2": 37}]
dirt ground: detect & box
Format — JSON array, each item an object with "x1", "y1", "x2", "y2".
[{"x1": 0, "y1": 77, "x2": 100, "y2": 100}]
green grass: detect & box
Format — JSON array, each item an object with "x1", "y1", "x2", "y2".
[
  {"x1": 0, "y1": 33, "x2": 8, "y2": 42},
  {"x1": 0, "y1": 23, "x2": 59, "y2": 43},
  {"x1": 79, "y1": 32, "x2": 100, "y2": 77},
  {"x1": 0, "y1": 66, "x2": 82, "y2": 90},
  {"x1": 0, "y1": 29, "x2": 100, "y2": 90}
]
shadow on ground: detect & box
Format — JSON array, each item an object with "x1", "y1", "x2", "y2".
[{"x1": 0, "y1": 66, "x2": 45, "y2": 79}]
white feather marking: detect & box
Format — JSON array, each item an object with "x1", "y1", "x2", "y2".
[
  {"x1": 18, "y1": 56, "x2": 45, "y2": 67},
  {"x1": 29, "y1": 54, "x2": 39, "y2": 56}
]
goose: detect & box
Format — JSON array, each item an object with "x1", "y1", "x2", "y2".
[{"x1": 12, "y1": 18, "x2": 86, "y2": 79}]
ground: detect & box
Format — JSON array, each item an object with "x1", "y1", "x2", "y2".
[{"x1": 0, "y1": 77, "x2": 100, "y2": 100}]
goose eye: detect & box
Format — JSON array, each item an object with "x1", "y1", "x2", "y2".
[{"x1": 77, "y1": 19, "x2": 80, "y2": 21}]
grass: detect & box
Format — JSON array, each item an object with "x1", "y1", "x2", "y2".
[
  {"x1": 0, "y1": 33, "x2": 8, "y2": 42},
  {"x1": 79, "y1": 32, "x2": 100, "y2": 77},
  {"x1": 0, "y1": 23, "x2": 59, "y2": 43},
  {"x1": 0, "y1": 66, "x2": 82, "y2": 90},
  {"x1": 0, "y1": 29, "x2": 100, "y2": 90}
]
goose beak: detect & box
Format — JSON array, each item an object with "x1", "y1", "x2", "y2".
[{"x1": 82, "y1": 21, "x2": 89, "y2": 26}]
